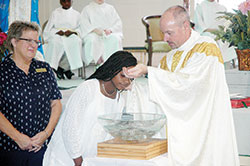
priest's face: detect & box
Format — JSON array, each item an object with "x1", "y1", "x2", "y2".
[
  {"x1": 60, "y1": 0, "x2": 71, "y2": 9},
  {"x1": 160, "y1": 13, "x2": 190, "y2": 49},
  {"x1": 94, "y1": 0, "x2": 104, "y2": 4}
]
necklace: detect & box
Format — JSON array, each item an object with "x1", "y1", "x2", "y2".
[{"x1": 102, "y1": 82, "x2": 116, "y2": 97}]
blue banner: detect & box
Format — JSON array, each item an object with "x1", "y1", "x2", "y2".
[
  {"x1": 0, "y1": 0, "x2": 9, "y2": 32},
  {"x1": 31, "y1": 0, "x2": 40, "y2": 24},
  {"x1": 31, "y1": 0, "x2": 44, "y2": 55}
]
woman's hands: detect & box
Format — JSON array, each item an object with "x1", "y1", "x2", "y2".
[
  {"x1": 0, "y1": 112, "x2": 50, "y2": 153},
  {"x1": 15, "y1": 130, "x2": 48, "y2": 153},
  {"x1": 15, "y1": 132, "x2": 33, "y2": 150},
  {"x1": 29, "y1": 131, "x2": 48, "y2": 152}
]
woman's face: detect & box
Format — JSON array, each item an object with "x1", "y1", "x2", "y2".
[
  {"x1": 12, "y1": 30, "x2": 39, "y2": 61},
  {"x1": 112, "y1": 67, "x2": 134, "y2": 91}
]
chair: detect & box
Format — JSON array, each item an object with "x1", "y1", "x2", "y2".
[{"x1": 142, "y1": 15, "x2": 171, "y2": 66}]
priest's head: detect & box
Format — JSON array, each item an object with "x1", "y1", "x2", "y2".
[{"x1": 160, "y1": 5, "x2": 191, "y2": 49}]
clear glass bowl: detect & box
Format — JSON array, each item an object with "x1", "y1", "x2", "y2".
[{"x1": 98, "y1": 113, "x2": 166, "y2": 141}]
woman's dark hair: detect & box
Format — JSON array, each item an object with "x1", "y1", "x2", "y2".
[{"x1": 87, "y1": 50, "x2": 137, "y2": 81}]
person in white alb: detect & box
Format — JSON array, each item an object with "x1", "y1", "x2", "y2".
[
  {"x1": 43, "y1": 0, "x2": 83, "y2": 79},
  {"x1": 194, "y1": 0, "x2": 237, "y2": 63},
  {"x1": 124, "y1": 6, "x2": 240, "y2": 166},
  {"x1": 80, "y1": 0, "x2": 123, "y2": 66}
]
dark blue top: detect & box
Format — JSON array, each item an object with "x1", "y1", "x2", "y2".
[{"x1": 0, "y1": 56, "x2": 62, "y2": 151}]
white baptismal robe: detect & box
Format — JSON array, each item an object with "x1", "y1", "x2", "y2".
[
  {"x1": 80, "y1": 2, "x2": 123, "y2": 65},
  {"x1": 194, "y1": 0, "x2": 237, "y2": 62},
  {"x1": 147, "y1": 30, "x2": 239, "y2": 165},
  {"x1": 43, "y1": 79, "x2": 124, "y2": 166},
  {"x1": 43, "y1": 7, "x2": 83, "y2": 70}
]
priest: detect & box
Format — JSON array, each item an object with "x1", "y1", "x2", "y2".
[{"x1": 124, "y1": 5, "x2": 239, "y2": 166}]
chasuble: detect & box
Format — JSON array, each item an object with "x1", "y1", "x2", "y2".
[{"x1": 147, "y1": 30, "x2": 239, "y2": 165}]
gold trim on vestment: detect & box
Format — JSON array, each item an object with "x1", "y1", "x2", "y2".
[
  {"x1": 160, "y1": 42, "x2": 223, "y2": 71},
  {"x1": 181, "y1": 42, "x2": 224, "y2": 69},
  {"x1": 160, "y1": 56, "x2": 169, "y2": 71},
  {"x1": 171, "y1": 51, "x2": 184, "y2": 72}
]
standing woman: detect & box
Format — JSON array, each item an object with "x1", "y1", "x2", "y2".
[
  {"x1": 43, "y1": 51, "x2": 137, "y2": 166},
  {"x1": 0, "y1": 21, "x2": 62, "y2": 166}
]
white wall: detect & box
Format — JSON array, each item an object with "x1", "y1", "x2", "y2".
[{"x1": 39, "y1": 0, "x2": 184, "y2": 47}]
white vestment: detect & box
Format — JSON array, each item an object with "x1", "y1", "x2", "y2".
[
  {"x1": 43, "y1": 7, "x2": 83, "y2": 70},
  {"x1": 43, "y1": 79, "x2": 124, "y2": 166},
  {"x1": 194, "y1": 0, "x2": 237, "y2": 62},
  {"x1": 147, "y1": 30, "x2": 239, "y2": 165},
  {"x1": 80, "y1": 2, "x2": 123, "y2": 65}
]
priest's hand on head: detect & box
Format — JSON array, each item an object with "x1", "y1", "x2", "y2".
[
  {"x1": 93, "y1": 28, "x2": 103, "y2": 36},
  {"x1": 123, "y1": 64, "x2": 148, "y2": 79}
]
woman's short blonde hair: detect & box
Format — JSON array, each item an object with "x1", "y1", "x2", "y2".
[{"x1": 6, "y1": 21, "x2": 41, "y2": 51}]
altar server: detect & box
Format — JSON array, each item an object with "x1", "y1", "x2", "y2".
[
  {"x1": 80, "y1": 0, "x2": 123, "y2": 66},
  {"x1": 43, "y1": 0, "x2": 83, "y2": 79},
  {"x1": 124, "y1": 6, "x2": 239, "y2": 166},
  {"x1": 194, "y1": 0, "x2": 237, "y2": 63},
  {"x1": 43, "y1": 51, "x2": 137, "y2": 166}
]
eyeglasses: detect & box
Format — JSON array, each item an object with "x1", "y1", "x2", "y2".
[{"x1": 18, "y1": 38, "x2": 42, "y2": 47}]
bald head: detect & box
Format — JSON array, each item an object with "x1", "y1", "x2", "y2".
[
  {"x1": 163, "y1": 5, "x2": 190, "y2": 27},
  {"x1": 160, "y1": 5, "x2": 191, "y2": 49}
]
